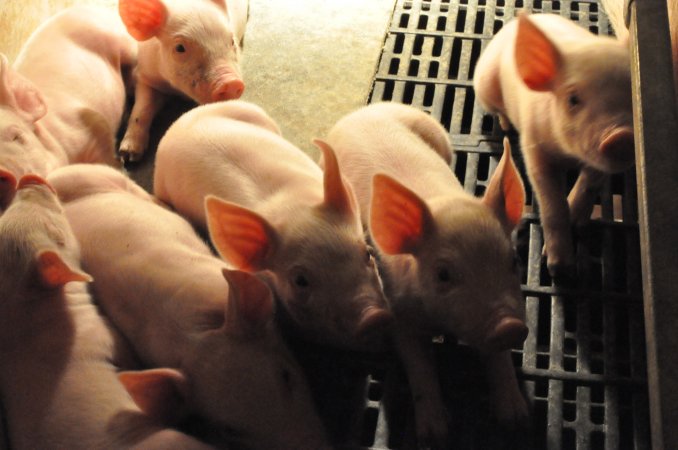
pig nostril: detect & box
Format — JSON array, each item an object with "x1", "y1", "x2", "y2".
[
  {"x1": 599, "y1": 129, "x2": 635, "y2": 163},
  {"x1": 486, "y1": 317, "x2": 528, "y2": 351},
  {"x1": 212, "y1": 80, "x2": 245, "y2": 102}
]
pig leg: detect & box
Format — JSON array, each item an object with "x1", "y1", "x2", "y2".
[
  {"x1": 119, "y1": 81, "x2": 166, "y2": 162},
  {"x1": 394, "y1": 328, "x2": 449, "y2": 449},
  {"x1": 482, "y1": 350, "x2": 529, "y2": 425},
  {"x1": 567, "y1": 167, "x2": 607, "y2": 227},
  {"x1": 523, "y1": 142, "x2": 576, "y2": 280}
]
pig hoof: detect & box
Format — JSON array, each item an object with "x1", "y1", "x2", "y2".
[{"x1": 118, "y1": 146, "x2": 144, "y2": 163}]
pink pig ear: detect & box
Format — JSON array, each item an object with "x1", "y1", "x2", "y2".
[
  {"x1": 0, "y1": 54, "x2": 47, "y2": 123},
  {"x1": 119, "y1": 0, "x2": 168, "y2": 41},
  {"x1": 370, "y1": 174, "x2": 434, "y2": 255},
  {"x1": 222, "y1": 269, "x2": 274, "y2": 336},
  {"x1": 515, "y1": 14, "x2": 561, "y2": 91},
  {"x1": 482, "y1": 137, "x2": 526, "y2": 233},
  {"x1": 118, "y1": 368, "x2": 189, "y2": 424},
  {"x1": 205, "y1": 195, "x2": 277, "y2": 271},
  {"x1": 314, "y1": 139, "x2": 359, "y2": 220},
  {"x1": 0, "y1": 168, "x2": 17, "y2": 211},
  {"x1": 35, "y1": 250, "x2": 93, "y2": 289}
]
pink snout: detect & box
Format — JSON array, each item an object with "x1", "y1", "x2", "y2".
[
  {"x1": 17, "y1": 173, "x2": 55, "y2": 193},
  {"x1": 355, "y1": 306, "x2": 394, "y2": 338},
  {"x1": 484, "y1": 316, "x2": 529, "y2": 352},
  {"x1": 211, "y1": 77, "x2": 245, "y2": 102},
  {"x1": 599, "y1": 127, "x2": 635, "y2": 167}
]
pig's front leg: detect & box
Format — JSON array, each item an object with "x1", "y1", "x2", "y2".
[
  {"x1": 119, "y1": 81, "x2": 166, "y2": 162},
  {"x1": 524, "y1": 143, "x2": 575, "y2": 280},
  {"x1": 567, "y1": 167, "x2": 607, "y2": 227},
  {"x1": 394, "y1": 327, "x2": 449, "y2": 450},
  {"x1": 482, "y1": 350, "x2": 529, "y2": 426}
]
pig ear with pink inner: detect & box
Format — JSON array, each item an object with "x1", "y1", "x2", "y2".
[
  {"x1": 313, "y1": 139, "x2": 361, "y2": 222},
  {"x1": 35, "y1": 250, "x2": 93, "y2": 289},
  {"x1": 482, "y1": 137, "x2": 526, "y2": 234},
  {"x1": 205, "y1": 195, "x2": 278, "y2": 271},
  {"x1": 370, "y1": 174, "x2": 434, "y2": 255},
  {"x1": 515, "y1": 14, "x2": 562, "y2": 91},
  {"x1": 118, "y1": 368, "x2": 190, "y2": 424},
  {"x1": 118, "y1": 0, "x2": 168, "y2": 41},
  {"x1": 222, "y1": 268, "x2": 274, "y2": 337},
  {"x1": 0, "y1": 54, "x2": 47, "y2": 123}
]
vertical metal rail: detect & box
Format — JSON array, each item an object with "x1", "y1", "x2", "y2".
[{"x1": 625, "y1": 0, "x2": 678, "y2": 448}]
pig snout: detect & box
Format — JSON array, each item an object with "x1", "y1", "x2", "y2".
[
  {"x1": 355, "y1": 305, "x2": 394, "y2": 338},
  {"x1": 599, "y1": 127, "x2": 635, "y2": 168},
  {"x1": 484, "y1": 315, "x2": 529, "y2": 352},
  {"x1": 17, "y1": 174, "x2": 55, "y2": 193},
  {"x1": 211, "y1": 77, "x2": 245, "y2": 102}
]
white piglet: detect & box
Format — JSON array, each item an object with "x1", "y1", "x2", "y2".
[
  {"x1": 0, "y1": 173, "x2": 212, "y2": 450},
  {"x1": 118, "y1": 0, "x2": 248, "y2": 161},
  {"x1": 0, "y1": 5, "x2": 136, "y2": 178},
  {"x1": 154, "y1": 100, "x2": 392, "y2": 350},
  {"x1": 47, "y1": 164, "x2": 329, "y2": 450},
  {"x1": 326, "y1": 102, "x2": 529, "y2": 449},
  {"x1": 473, "y1": 13, "x2": 634, "y2": 279}
]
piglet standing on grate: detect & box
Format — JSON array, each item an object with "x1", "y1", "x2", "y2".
[
  {"x1": 118, "y1": 0, "x2": 248, "y2": 162},
  {"x1": 325, "y1": 102, "x2": 529, "y2": 449},
  {"x1": 153, "y1": 100, "x2": 392, "y2": 351},
  {"x1": 0, "y1": 173, "x2": 213, "y2": 449},
  {"x1": 0, "y1": 5, "x2": 136, "y2": 179},
  {"x1": 473, "y1": 13, "x2": 634, "y2": 280},
  {"x1": 47, "y1": 164, "x2": 330, "y2": 450}
]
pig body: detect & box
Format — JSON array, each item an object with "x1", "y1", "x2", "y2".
[
  {"x1": 118, "y1": 0, "x2": 248, "y2": 161},
  {"x1": 0, "y1": 5, "x2": 136, "y2": 178},
  {"x1": 48, "y1": 164, "x2": 329, "y2": 450},
  {"x1": 326, "y1": 102, "x2": 528, "y2": 449},
  {"x1": 0, "y1": 173, "x2": 211, "y2": 450},
  {"x1": 473, "y1": 13, "x2": 634, "y2": 278},
  {"x1": 153, "y1": 100, "x2": 391, "y2": 350}
]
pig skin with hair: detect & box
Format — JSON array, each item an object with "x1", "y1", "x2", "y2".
[
  {"x1": 47, "y1": 164, "x2": 330, "y2": 450},
  {"x1": 325, "y1": 102, "x2": 529, "y2": 449},
  {"x1": 118, "y1": 0, "x2": 248, "y2": 161},
  {"x1": 0, "y1": 5, "x2": 136, "y2": 180},
  {"x1": 0, "y1": 173, "x2": 212, "y2": 450},
  {"x1": 473, "y1": 13, "x2": 634, "y2": 280},
  {"x1": 153, "y1": 100, "x2": 392, "y2": 351}
]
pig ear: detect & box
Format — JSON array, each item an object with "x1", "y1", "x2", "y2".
[
  {"x1": 118, "y1": 368, "x2": 190, "y2": 424},
  {"x1": 515, "y1": 14, "x2": 561, "y2": 91},
  {"x1": 119, "y1": 0, "x2": 168, "y2": 41},
  {"x1": 35, "y1": 250, "x2": 93, "y2": 289},
  {"x1": 222, "y1": 268, "x2": 274, "y2": 336},
  {"x1": 314, "y1": 139, "x2": 359, "y2": 219},
  {"x1": 0, "y1": 168, "x2": 17, "y2": 211},
  {"x1": 205, "y1": 195, "x2": 277, "y2": 271},
  {"x1": 482, "y1": 137, "x2": 526, "y2": 233},
  {"x1": 370, "y1": 174, "x2": 434, "y2": 255},
  {"x1": 0, "y1": 54, "x2": 47, "y2": 123}
]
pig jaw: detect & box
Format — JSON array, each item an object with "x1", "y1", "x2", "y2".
[
  {"x1": 383, "y1": 203, "x2": 527, "y2": 352},
  {"x1": 263, "y1": 211, "x2": 392, "y2": 350},
  {"x1": 183, "y1": 330, "x2": 328, "y2": 450}
]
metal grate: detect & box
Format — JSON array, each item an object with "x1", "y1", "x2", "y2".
[{"x1": 316, "y1": 0, "x2": 651, "y2": 448}]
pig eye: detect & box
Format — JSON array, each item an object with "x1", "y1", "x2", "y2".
[
  {"x1": 437, "y1": 268, "x2": 452, "y2": 283},
  {"x1": 294, "y1": 274, "x2": 309, "y2": 288},
  {"x1": 567, "y1": 93, "x2": 581, "y2": 109},
  {"x1": 175, "y1": 44, "x2": 186, "y2": 53}
]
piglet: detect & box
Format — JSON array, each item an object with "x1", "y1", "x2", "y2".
[
  {"x1": 325, "y1": 102, "x2": 528, "y2": 449},
  {"x1": 47, "y1": 163, "x2": 330, "y2": 450},
  {"x1": 0, "y1": 173, "x2": 212, "y2": 449},
  {"x1": 473, "y1": 13, "x2": 634, "y2": 279},
  {"x1": 0, "y1": 5, "x2": 136, "y2": 178},
  {"x1": 118, "y1": 0, "x2": 248, "y2": 161},
  {"x1": 154, "y1": 100, "x2": 392, "y2": 350}
]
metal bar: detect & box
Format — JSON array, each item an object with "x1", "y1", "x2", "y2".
[{"x1": 625, "y1": 0, "x2": 678, "y2": 448}]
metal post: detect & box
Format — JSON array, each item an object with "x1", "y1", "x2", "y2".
[{"x1": 625, "y1": 0, "x2": 678, "y2": 448}]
